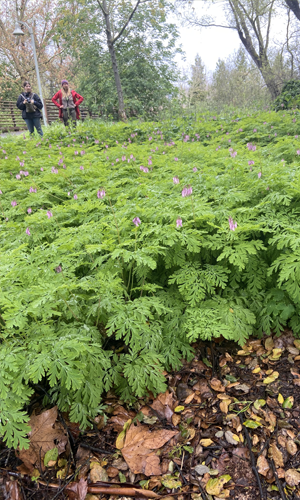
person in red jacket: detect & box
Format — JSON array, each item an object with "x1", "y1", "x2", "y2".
[{"x1": 52, "y1": 80, "x2": 84, "y2": 127}]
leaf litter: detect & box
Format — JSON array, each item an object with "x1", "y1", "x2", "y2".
[{"x1": 2, "y1": 332, "x2": 300, "y2": 499}]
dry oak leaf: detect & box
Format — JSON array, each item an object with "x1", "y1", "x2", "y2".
[
  {"x1": 269, "y1": 443, "x2": 284, "y2": 468},
  {"x1": 121, "y1": 422, "x2": 177, "y2": 476},
  {"x1": 257, "y1": 456, "x2": 270, "y2": 477},
  {"x1": 285, "y1": 469, "x2": 300, "y2": 487},
  {"x1": 17, "y1": 406, "x2": 67, "y2": 472},
  {"x1": 66, "y1": 478, "x2": 88, "y2": 500},
  {"x1": 210, "y1": 378, "x2": 225, "y2": 392}
]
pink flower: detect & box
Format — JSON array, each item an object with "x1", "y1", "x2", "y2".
[
  {"x1": 230, "y1": 151, "x2": 237, "y2": 158},
  {"x1": 258, "y1": 172, "x2": 262, "y2": 178},
  {"x1": 173, "y1": 177, "x2": 179, "y2": 184},
  {"x1": 228, "y1": 218, "x2": 237, "y2": 231},
  {"x1": 29, "y1": 187, "x2": 37, "y2": 193},
  {"x1": 0, "y1": 190, "x2": 2, "y2": 194},
  {"x1": 130, "y1": 154, "x2": 134, "y2": 159},
  {"x1": 47, "y1": 211, "x2": 53, "y2": 218},
  {"x1": 16, "y1": 174, "x2": 21, "y2": 180},
  {"x1": 149, "y1": 137, "x2": 152, "y2": 141},
  {"x1": 174, "y1": 157, "x2": 178, "y2": 161},
  {"x1": 27, "y1": 208, "x2": 32, "y2": 214},
  {"x1": 116, "y1": 158, "x2": 119, "y2": 162},
  {"x1": 24, "y1": 171, "x2": 29, "y2": 176},
  {"x1": 51, "y1": 167, "x2": 58, "y2": 174},
  {"x1": 80, "y1": 150, "x2": 85, "y2": 155},
  {"x1": 74, "y1": 194, "x2": 78, "y2": 200},
  {"x1": 248, "y1": 160, "x2": 255, "y2": 165},
  {"x1": 295, "y1": 135, "x2": 298, "y2": 139},
  {"x1": 133, "y1": 217, "x2": 141, "y2": 226},
  {"x1": 11, "y1": 200, "x2": 17, "y2": 207},
  {"x1": 176, "y1": 218, "x2": 182, "y2": 228},
  {"x1": 20, "y1": 162, "x2": 24, "y2": 167},
  {"x1": 97, "y1": 189, "x2": 106, "y2": 199},
  {"x1": 74, "y1": 151, "x2": 78, "y2": 155},
  {"x1": 68, "y1": 192, "x2": 70, "y2": 196},
  {"x1": 41, "y1": 167, "x2": 43, "y2": 171},
  {"x1": 182, "y1": 186, "x2": 192, "y2": 197},
  {"x1": 297, "y1": 150, "x2": 300, "y2": 155},
  {"x1": 148, "y1": 159, "x2": 152, "y2": 165},
  {"x1": 55, "y1": 265, "x2": 62, "y2": 273},
  {"x1": 26, "y1": 227, "x2": 31, "y2": 235},
  {"x1": 253, "y1": 129, "x2": 257, "y2": 132},
  {"x1": 80, "y1": 166, "x2": 84, "y2": 170},
  {"x1": 95, "y1": 140, "x2": 99, "y2": 144},
  {"x1": 122, "y1": 155, "x2": 126, "y2": 161},
  {"x1": 193, "y1": 167, "x2": 197, "y2": 172}
]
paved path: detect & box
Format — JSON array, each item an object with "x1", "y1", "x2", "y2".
[{"x1": 0, "y1": 131, "x2": 24, "y2": 138}]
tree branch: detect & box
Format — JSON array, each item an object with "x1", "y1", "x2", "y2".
[{"x1": 112, "y1": 0, "x2": 144, "y2": 45}]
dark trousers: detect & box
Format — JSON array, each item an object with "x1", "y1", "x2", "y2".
[
  {"x1": 24, "y1": 117, "x2": 43, "y2": 136},
  {"x1": 62, "y1": 108, "x2": 76, "y2": 127}
]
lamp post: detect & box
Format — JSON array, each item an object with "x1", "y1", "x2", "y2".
[{"x1": 13, "y1": 20, "x2": 48, "y2": 126}]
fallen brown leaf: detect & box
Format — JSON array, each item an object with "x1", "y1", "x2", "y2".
[
  {"x1": 109, "y1": 406, "x2": 136, "y2": 432},
  {"x1": 121, "y1": 422, "x2": 177, "y2": 475},
  {"x1": 171, "y1": 414, "x2": 181, "y2": 426},
  {"x1": 286, "y1": 440, "x2": 297, "y2": 455},
  {"x1": 220, "y1": 399, "x2": 231, "y2": 414},
  {"x1": 285, "y1": 469, "x2": 300, "y2": 487},
  {"x1": 66, "y1": 478, "x2": 88, "y2": 500},
  {"x1": 90, "y1": 462, "x2": 109, "y2": 482},
  {"x1": 257, "y1": 456, "x2": 270, "y2": 476},
  {"x1": 3, "y1": 479, "x2": 22, "y2": 500},
  {"x1": 210, "y1": 378, "x2": 225, "y2": 392},
  {"x1": 269, "y1": 443, "x2": 284, "y2": 468},
  {"x1": 17, "y1": 406, "x2": 67, "y2": 472},
  {"x1": 185, "y1": 393, "x2": 195, "y2": 404}
]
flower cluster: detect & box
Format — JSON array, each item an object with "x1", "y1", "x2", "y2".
[
  {"x1": 182, "y1": 186, "x2": 192, "y2": 197},
  {"x1": 228, "y1": 218, "x2": 237, "y2": 231}
]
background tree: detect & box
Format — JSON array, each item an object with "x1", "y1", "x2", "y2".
[
  {"x1": 178, "y1": 0, "x2": 281, "y2": 99},
  {"x1": 285, "y1": 0, "x2": 300, "y2": 21},
  {"x1": 56, "y1": 0, "x2": 180, "y2": 118},
  {"x1": 188, "y1": 54, "x2": 207, "y2": 105},
  {"x1": 0, "y1": 0, "x2": 73, "y2": 100}
]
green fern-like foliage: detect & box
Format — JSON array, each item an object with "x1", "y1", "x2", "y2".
[{"x1": 1, "y1": 109, "x2": 300, "y2": 447}]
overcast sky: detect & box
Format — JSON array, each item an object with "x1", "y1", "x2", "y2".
[
  {"x1": 176, "y1": 2, "x2": 287, "y2": 73},
  {"x1": 177, "y1": 4, "x2": 239, "y2": 71}
]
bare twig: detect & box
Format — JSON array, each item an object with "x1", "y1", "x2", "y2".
[
  {"x1": 80, "y1": 442, "x2": 115, "y2": 455},
  {"x1": 270, "y1": 459, "x2": 288, "y2": 500},
  {"x1": 239, "y1": 413, "x2": 265, "y2": 500}
]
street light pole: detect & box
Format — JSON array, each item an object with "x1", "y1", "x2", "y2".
[{"x1": 13, "y1": 21, "x2": 48, "y2": 126}]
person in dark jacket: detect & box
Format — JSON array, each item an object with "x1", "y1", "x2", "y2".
[{"x1": 16, "y1": 81, "x2": 44, "y2": 137}]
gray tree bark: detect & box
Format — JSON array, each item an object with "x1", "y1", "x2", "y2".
[
  {"x1": 97, "y1": 0, "x2": 143, "y2": 121},
  {"x1": 285, "y1": 0, "x2": 300, "y2": 21}
]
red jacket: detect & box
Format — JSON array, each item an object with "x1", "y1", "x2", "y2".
[{"x1": 52, "y1": 90, "x2": 84, "y2": 119}]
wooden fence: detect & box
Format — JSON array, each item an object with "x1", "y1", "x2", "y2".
[{"x1": 0, "y1": 99, "x2": 99, "y2": 133}]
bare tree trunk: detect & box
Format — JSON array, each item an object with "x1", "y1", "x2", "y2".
[
  {"x1": 229, "y1": 0, "x2": 280, "y2": 99},
  {"x1": 101, "y1": 0, "x2": 127, "y2": 120},
  {"x1": 285, "y1": 0, "x2": 300, "y2": 21}
]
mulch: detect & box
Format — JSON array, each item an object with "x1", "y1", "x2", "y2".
[{"x1": 1, "y1": 331, "x2": 300, "y2": 500}]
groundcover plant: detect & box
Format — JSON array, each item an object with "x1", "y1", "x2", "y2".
[{"x1": 1, "y1": 110, "x2": 300, "y2": 448}]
